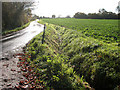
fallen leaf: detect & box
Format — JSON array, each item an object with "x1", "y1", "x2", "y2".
[
  {"x1": 98, "y1": 55, "x2": 102, "y2": 58},
  {"x1": 19, "y1": 80, "x2": 24, "y2": 85},
  {"x1": 3, "y1": 78, "x2": 10, "y2": 82},
  {"x1": 17, "y1": 65, "x2": 20, "y2": 67},
  {"x1": 11, "y1": 69, "x2": 16, "y2": 71},
  {"x1": 7, "y1": 83, "x2": 11, "y2": 86},
  {"x1": 21, "y1": 85, "x2": 29, "y2": 89},
  {"x1": 3, "y1": 64, "x2": 9, "y2": 67},
  {"x1": 17, "y1": 70, "x2": 21, "y2": 73},
  {"x1": 21, "y1": 68, "x2": 27, "y2": 72},
  {"x1": 28, "y1": 56, "x2": 31, "y2": 58},
  {"x1": 15, "y1": 85, "x2": 20, "y2": 89}
]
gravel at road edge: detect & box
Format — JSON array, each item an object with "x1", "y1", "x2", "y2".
[{"x1": 0, "y1": 57, "x2": 26, "y2": 89}]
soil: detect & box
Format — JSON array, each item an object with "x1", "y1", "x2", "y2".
[{"x1": 0, "y1": 56, "x2": 26, "y2": 89}]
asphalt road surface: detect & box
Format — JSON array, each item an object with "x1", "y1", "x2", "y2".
[{"x1": 0, "y1": 20, "x2": 43, "y2": 59}]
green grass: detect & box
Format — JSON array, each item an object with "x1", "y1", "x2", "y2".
[
  {"x1": 24, "y1": 19, "x2": 120, "y2": 89},
  {"x1": 25, "y1": 24, "x2": 89, "y2": 89},
  {"x1": 42, "y1": 18, "x2": 120, "y2": 43},
  {"x1": 2, "y1": 21, "x2": 31, "y2": 36}
]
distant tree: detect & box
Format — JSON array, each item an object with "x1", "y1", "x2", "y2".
[
  {"x1": 99, "y1": 8, "x2": 107, "y2": 14},
  {"x1": 98, "y1": 8, "x2": 117, "y2": 19},
  {"x1": 74, "y1": 12, "x2": 87, "y2": 19},
  {"x1": 88, "y1": 13, "x2": 100, "y2": 19},
  {"x1": 40, "y1": 16, "x2": 43, "y2": 19},
  {"x1": 116, "y1": 1, "x2": 120, "y2": 14},
  {"x1": 52, "y1": 15, "x2": 56, "y2": 18},
  {"x1": 117, "y1": 6, "x2": 120, "y2": 19},
  {"x1": 74, "y1": 12, "x2": 79, "y2": 18},
  {"x1": 66, "y1": 15, "x2": 71, "y2": 18},
  {"x1": 74, "y1": 9, "x2": 118, "y2": 19},
  {"x1": 117, "y1": 6, "x2": 120, "y2": 13},
  {"x1": 31, "y1": 15, "x2": 40, "y2": 20},
  {"x1": 42, "y1": 16, "x2": 50, "y2": 18}
]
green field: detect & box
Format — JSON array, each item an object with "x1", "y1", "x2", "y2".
[
  {"x1": 22, "y1": 18, "x2": 120, "y2": 89},
  {"x1": 42, "y1": 18, "x2": 120, "y2": 43}
]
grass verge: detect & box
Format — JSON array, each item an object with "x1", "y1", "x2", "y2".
[{"x1": 2, "y1": 21, "x2": 31, "y2": 36}]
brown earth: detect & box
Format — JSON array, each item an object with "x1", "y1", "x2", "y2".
[{"x1": 0, "y1": 57, "x2": 26, "y2": 89}]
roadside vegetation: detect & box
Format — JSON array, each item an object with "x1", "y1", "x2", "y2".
[
  {"x1": 18, "y1": 22, "x2": 91, "y2": 89},
  {"x1": 19, "y1": 18, "x2": 120, "y2": 89},
  {"x1": 2, "y1": 21, "x2": 31, "y2": 36}
]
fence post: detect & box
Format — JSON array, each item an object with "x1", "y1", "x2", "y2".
[{"x1": 42, "y1": 24, "x2": 46, "y2": 44}]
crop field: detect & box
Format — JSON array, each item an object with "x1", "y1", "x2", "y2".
[
  {"x1": 22, "y1": 19, "x2": 120, "y2": 89},
  {"x1": 42, "y1": 18, "x2": 120, "y2": 43}
]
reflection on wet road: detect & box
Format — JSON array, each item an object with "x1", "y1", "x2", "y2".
[{"x1": 1, "y1": 20, "x2": 43, "y2": 59}]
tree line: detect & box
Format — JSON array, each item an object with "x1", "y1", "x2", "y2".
[
  {"x1": 74, "y1": 8, "x2": 119, "y2": 19},
  {"x1": 41, "y1": 8, "x2": 119, "y2": 19},
  {"x1": 2, "y1": 2, "x2": 34, "y2": 31}
]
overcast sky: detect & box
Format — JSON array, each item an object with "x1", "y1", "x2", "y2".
[{"x1": 32, "y1": 0, "x2": 119, "y2": 17}]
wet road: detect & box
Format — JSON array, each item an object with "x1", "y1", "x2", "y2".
[{"x1": 1, "y1": 20, "x2": 43, "y2": 59}]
